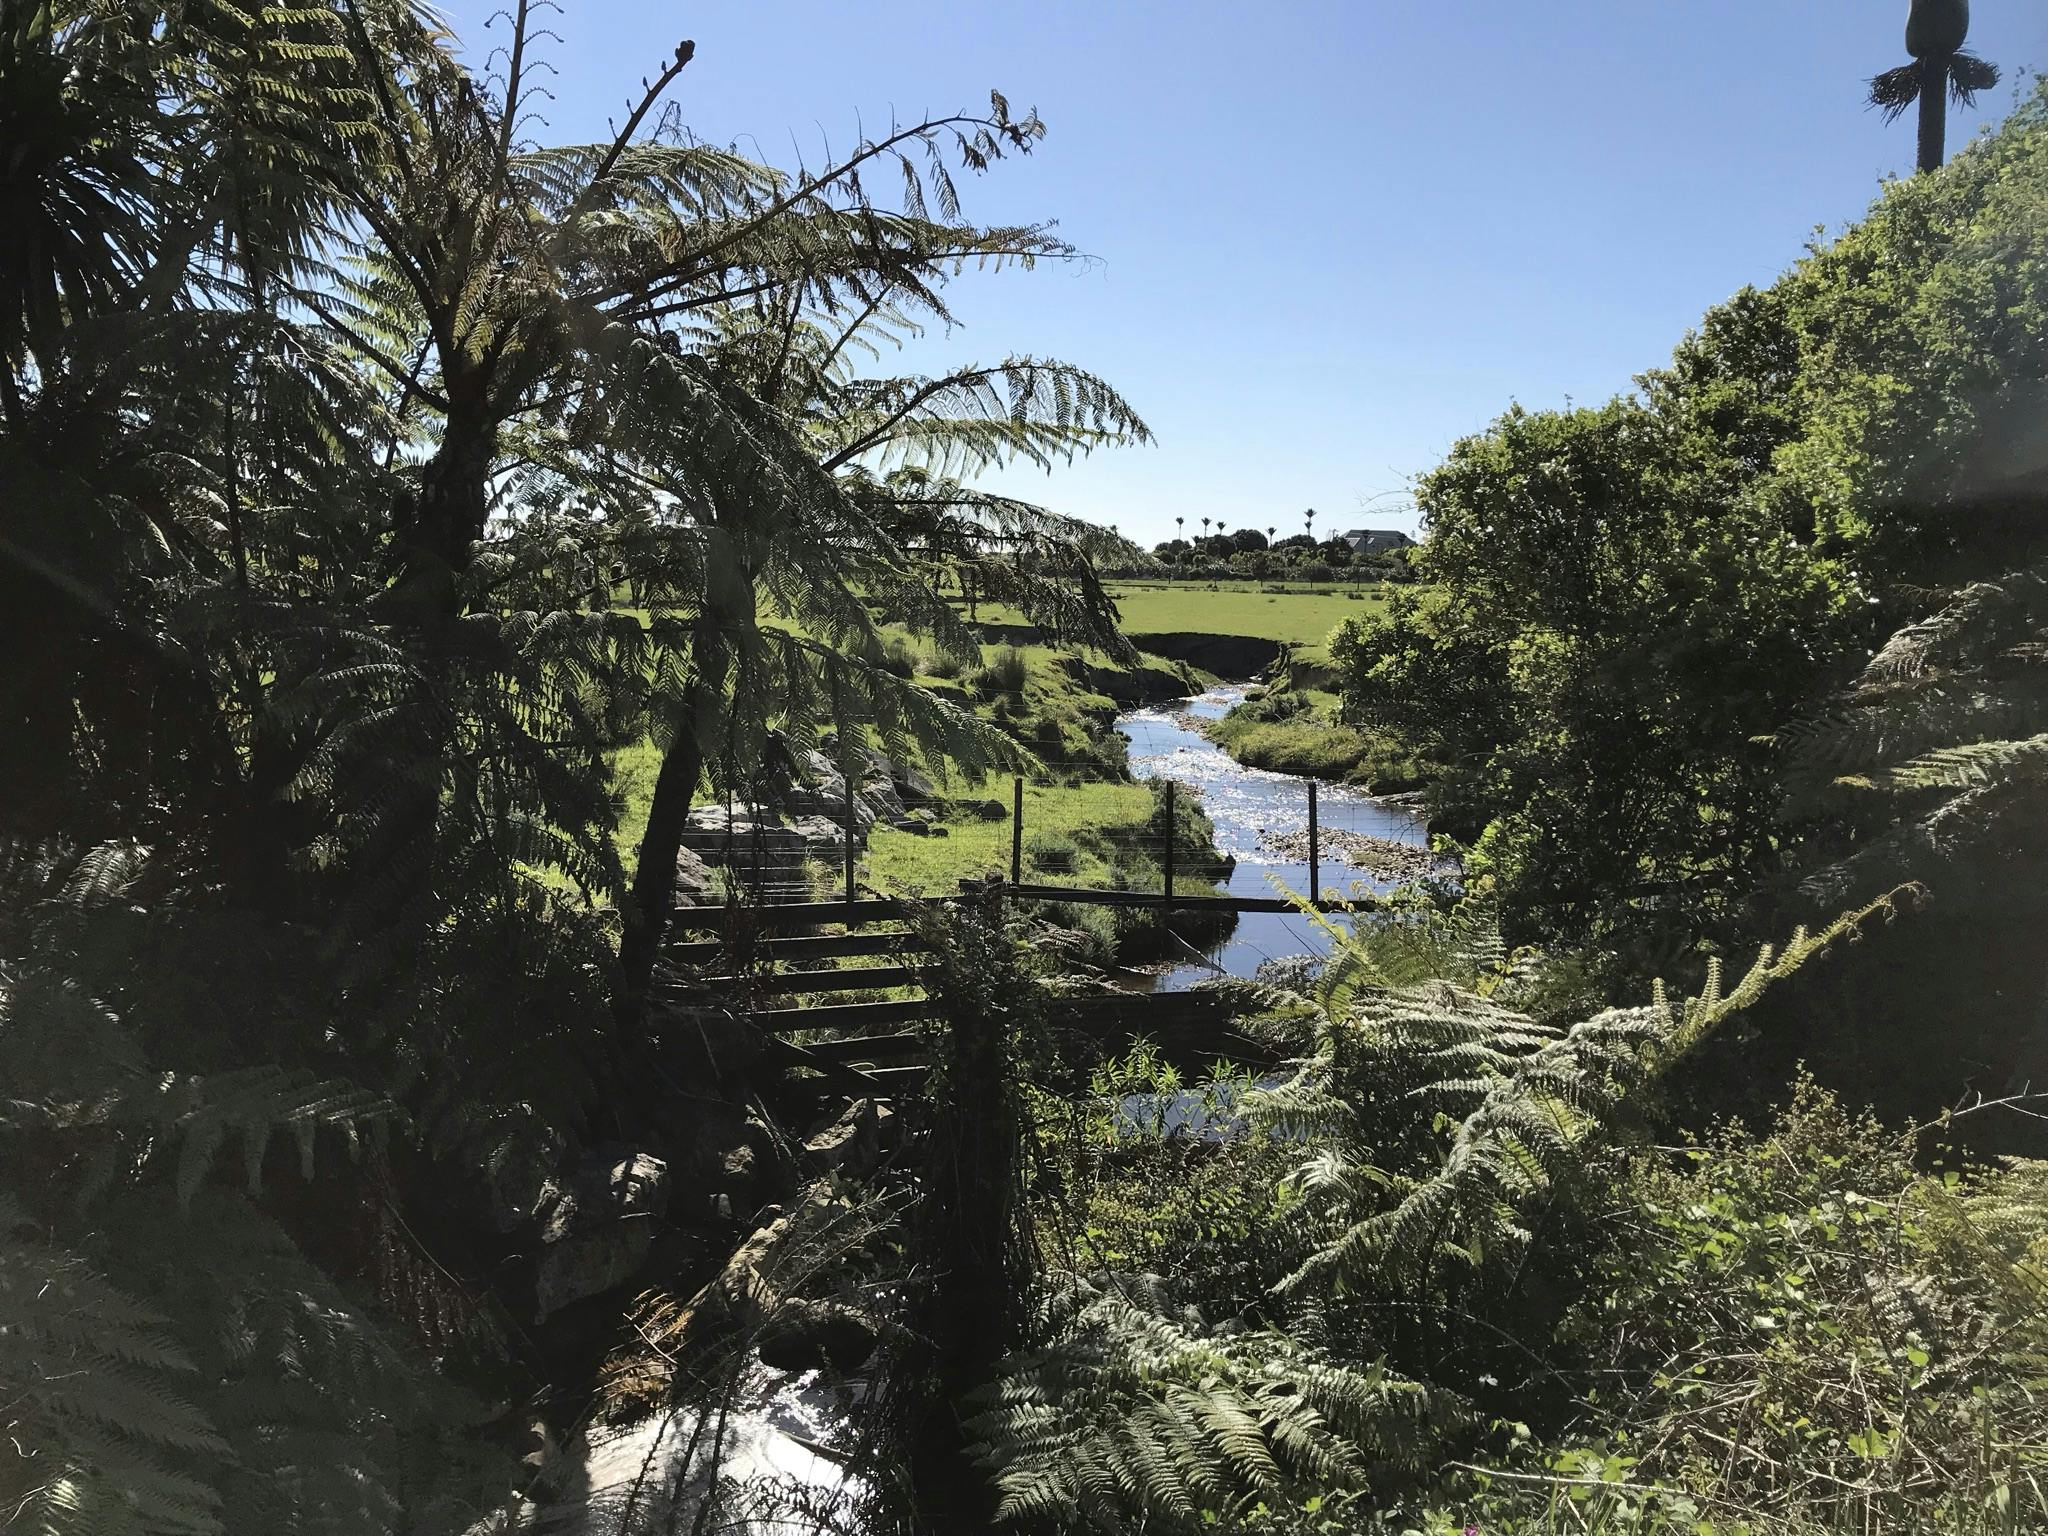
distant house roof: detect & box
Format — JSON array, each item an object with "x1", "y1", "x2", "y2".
[{"x1": 1340, "y1": 528, "x2": 1416, "y2": 552}]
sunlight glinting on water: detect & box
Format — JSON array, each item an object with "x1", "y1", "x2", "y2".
[{"x1": 1113, "y1": 685, "x2": 1428, "y2": 991}]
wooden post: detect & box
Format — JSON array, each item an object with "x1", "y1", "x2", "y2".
[
  {"x1": 1307, "y1": 780, "x2": 1320, "y2": 907},
  {"x1": 1162, "y1": 781, "x2": 1176, "y2": 907},
  {"x1": 1010, "y1": 776, "x2": 1024, "y2": 886},
  {"x1": 844, "y1": 749, "x2": 858, "y2": 905}
]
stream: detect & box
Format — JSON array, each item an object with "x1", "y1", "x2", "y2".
[{"x1": 1116, "y1": 683, "x2": 1430, "y2": 991}]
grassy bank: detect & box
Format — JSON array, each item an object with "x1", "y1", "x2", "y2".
[
  {"x1": 868, "y1": 775, "x2": 1232, "y2": 967},
  {"x1": 1203, "y1": 685, "x2": 1429, "y2": 791}
]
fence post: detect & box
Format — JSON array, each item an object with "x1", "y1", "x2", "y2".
[
  {"x1": 844, "y1": 750, "x2": 858, "y2": 904},
  {"x1": 1307, "y1": 780, "x2": 1320, "y2": 907},
  {"x1": 1010, "y1": 776, "x2": 1025, "y2": 886},
  {"x1": 1163, "y1": 781, "x2": 1176, "y2": 907}
]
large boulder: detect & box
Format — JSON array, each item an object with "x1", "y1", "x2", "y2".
[
  {"x1": 672, "y1": 843, "x2": 721, "y2": 907},
  {"x1": 893, "y1": 759, "x2": 937, "y2": 804},
  {"x1": 680, "y1": 807, "x2": 809, "y2": 858},
  {"x1": 858, "y1": 775, "x2": 908, "y2": 825},
  {"x1": 673, "y1": 1107, "x2": 787, "y2": 1224},
  {"x1": 801, "y1": 1098, "x2": 895, "y2": 1178},
  {"x1": 787, "y1": 814, "x2": 850, "y2": 859},
  {"x1": 531, "y1": 1152, "x2": 670, "y2": 1322}
]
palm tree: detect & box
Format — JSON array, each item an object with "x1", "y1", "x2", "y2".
[{"x1": 1870, "y1": 0, "x2": 2001, "y2": 173}]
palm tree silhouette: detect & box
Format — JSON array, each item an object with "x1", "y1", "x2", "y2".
[{"x1": 1870, "y1": 0, "x2": 2000, "y2": 173}]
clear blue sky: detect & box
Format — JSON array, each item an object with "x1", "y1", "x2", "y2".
[{"x1": 436, "y1": 1, "x2": 2044, "y2": 545}]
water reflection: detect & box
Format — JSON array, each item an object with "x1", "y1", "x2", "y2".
[{"x1": 1115, "y1": 685, "x2": 1428, "y2": 992}]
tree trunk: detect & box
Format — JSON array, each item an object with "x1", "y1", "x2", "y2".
[
  {"x1": 397, "y1": 406, "x2": 495, "y2": 619},
  {"x1": 615, "y1": 672, "x2": 717, "y2": 1025},
  {"x1": 1918, "y1": 55, "x2": 1950, "y2": 173}
]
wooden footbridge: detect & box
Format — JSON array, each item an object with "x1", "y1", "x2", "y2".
[{"x1": 669, "y1": 881, "x2": 1351, "y2": 1099}]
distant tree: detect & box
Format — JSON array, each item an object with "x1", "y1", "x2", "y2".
[
  {"x1": 1870, "y1": 0, "x2": 2000, "y2": 173},
  {"x1": 1230, "y1": 527, "x2": 1267, "y2": 552}
]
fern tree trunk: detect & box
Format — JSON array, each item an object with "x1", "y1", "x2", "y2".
[{"x1": 615, "y1": 642, "x2": 724, "y2": 1026}]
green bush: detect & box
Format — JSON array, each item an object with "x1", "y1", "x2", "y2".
[
  {"x1": 970, "y1": 645, "x2": 1030, "y2": 700},
  {"x1": 1025, "y1": 830, "x2": 1080, "y2": 875},
  {"x1": 881, "y1": 634, "x2": 921, "y2": 677}
]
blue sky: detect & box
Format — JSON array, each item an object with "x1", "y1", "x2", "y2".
[{"x1": 436, "y1": 1, "x2": 2044, "y2": 545}]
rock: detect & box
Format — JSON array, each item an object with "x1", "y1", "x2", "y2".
[
  {"x1": 893, "y1": 759, "x2": 936, "y2": 804},
  {"x1": 787, "y1": 814, "x2": 849, "y2": 858},
  {"x1": 929, "y1": 825, "x2": 949, "y2": 838},
  {"x1": 672, "y1": 1109, "x2": 785, "y2": 1223},
  {"x1": 967, "y1": 798, "x2": 1008, "y2": 821},
  {"x1": 680, "y1": 806, "x2": 807, "y2": 857},
  {"x1": 755, "y1": 1298, "x2": 878, "y2": 1374},
  {"x1": 473, "y1": 1105, "x2": 567, "y2": 1235},
  {"x1": 802, "y1": 1098, "x2": 885, "y2": 1177},
  {"x1": 859, "y1": 776, "x2": 908, "y2": 824},
  {"x1": 672, "y1": 843, "x2": 721, "y2": 907},
  {"x1": 532, "y1": 1152, "x2": 669, "y2": 1321}
]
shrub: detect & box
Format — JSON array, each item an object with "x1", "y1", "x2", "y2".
[
  {"x1": 881, "y1": 635, "x2": 920, "y2": 677},
  {"x1": 969, "y1": 645, "x2": 1030, "y2": 700},
  {"x1": 1026, "y1": 831, "x2": 1080, "y2": 875}
]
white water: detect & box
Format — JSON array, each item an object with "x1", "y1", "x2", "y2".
[{"x1": 507, "y1": 1368, "x2": 862, "y2": 1535}]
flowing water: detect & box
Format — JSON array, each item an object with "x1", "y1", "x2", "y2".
[{"x1": 1115, "y1": 684, "x2": 1429, "y2": 991}]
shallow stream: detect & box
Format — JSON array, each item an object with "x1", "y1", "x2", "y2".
[{"x1": 1115, "y1": 683, "x2": 1429, "y2": 990}]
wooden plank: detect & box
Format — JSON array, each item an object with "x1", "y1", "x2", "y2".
[
  {"x1": 759, "y1": 1033, "x2": 892, "y2": 1097},
  {"x1": 759, "y1": 998, "x2": 935, "y2": 1033},
  {"x1": 667, "y1": 898, "x2": 906, "y2": 932},
  {"x1": 704, "y1": 965, "x2": 922, "y2": 995},
  {"x1": 1006, "y1": 884, "x2": 1374, "y2": 916},
  {"x1": 668, "y1": 930, "x2": 922, "y2": 967},
  {"x1": 796, "y1": 1031, "x2": 928, "y2": 1062}
]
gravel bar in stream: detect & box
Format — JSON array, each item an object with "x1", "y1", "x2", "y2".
[{"x1": 1258, "y1": 826, "x2": 1445, "y2": 883}]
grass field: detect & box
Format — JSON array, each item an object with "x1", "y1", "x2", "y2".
[{"x1": 969, "y1": 581, "x2": 1394, "y2": 667}]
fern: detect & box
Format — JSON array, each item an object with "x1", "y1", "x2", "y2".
[
  {"x1": 967, "y1": 1275, "x2": 1458, "y2": 1532},
  {"x1": 1265, "y1": 893, "x2": 1905, "y2": 1295},
  {"x1": 1788, "y1": 559, "x2": 2048, "y2": 906}
]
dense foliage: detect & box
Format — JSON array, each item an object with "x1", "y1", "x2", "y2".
[
  {"x1": 1337, "y1": 81, "x2": 2048, "y2": 1002},
  {"x1": 0, "y1": 4, "x2": 1144, "y2": 1529},
  {"x1": 8, "y1": 5, "x2": 2046, "y2": 1534}
]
